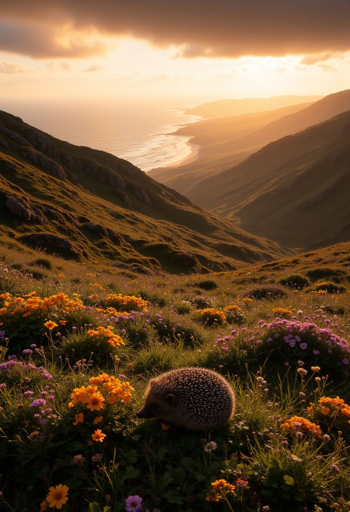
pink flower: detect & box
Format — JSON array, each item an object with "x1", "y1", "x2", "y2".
[{"x1": 125, "y1": 495, "x2": 143, "y2": 512}]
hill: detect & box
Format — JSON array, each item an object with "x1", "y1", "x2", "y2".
[
  {"x1": 150, "y1": 90, "x2": 350, "y2": 199},
  {"x1": 0, "y1": 109, "x2": 290, "y2": 273},
  {"x1": 185, "y1": 94, "x2": 321, "y2": 119},
  {"x1": 197, "y1": 110, "x2": 350, "y2": 250}
]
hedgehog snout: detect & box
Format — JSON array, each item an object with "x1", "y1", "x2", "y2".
[{"x1": 136, "y1": 406, "x2": 154, "y2": 419}]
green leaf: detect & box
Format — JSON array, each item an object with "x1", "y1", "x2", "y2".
[
  {"x1": 283, "y1": 475, "x2": 295, "y2": 486},
  {"x1": 89, "y1": 504, "x2": 102, "y2": 512},
  {"x1": 294, "y1": 493, "x2": 304, "y2": 502},
  {"x1": 181, "y1": 457, "x2": 195, "y2": 471},
  {"x1": 262, "y1": 489, "x2": 274, "y2": 496},
  {"x1": 157, "y1": 446, "x2": 166, "y2": 462}
]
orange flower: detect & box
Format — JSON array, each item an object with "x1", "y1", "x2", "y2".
[
  {"x1": 161, "y1": 423, "x2": 170, "y2": 430},
  {"x1": 40, "y1": 501, "x2": 48, "y2": 511},
  {"x1": 93, "y1": 416, "x2": 103, "y2": 424},
  {"x1": 92, "y1": 429, "x2": 106, "y2": 442},
  {"x1": 321, "y1": 407, "x2": 330, "y2": 416},
  {"x1": 73, "y1": 413, "x2": 84, "y2": 426},
  {"x1": 45, "y1": 484, "x2": 69, "y2": 509},
  {"x1": 86, "y1": 392, "x2": 105, "y2": 411},
  {"x1": 44, "y1": 320, "x2": 58, "y2": 331}
]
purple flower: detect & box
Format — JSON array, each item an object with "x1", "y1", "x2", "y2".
[
  {"x1": 23, "y1": 349, "x2": 33, "y2": 355},
  {"x1": 0, "y1": 383, "x2": 6, "y2": 389},
  {"x1": 313, "y1": 350, "x2": 320, "y2": 355},
  {"x1": 30, "y1": 399, "x2": 46, "y2": 409},
  {"x1": 300, "y1": 343, "x2": 308, "y2": 350},
  {"x1": 125, "y1": 495, "x2": 143, "y2": 512},
  {"x1": 330, "y1": 464, "x2": 340, "y2": 473},
  {"x1": 342, "y1": 358, "x2": 349, "y2": 365},
  {"x1": 40, "y1": 419, "x2": 48, "y2": 426}
]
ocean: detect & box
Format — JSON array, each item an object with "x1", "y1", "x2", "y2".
[{"x1": 0, "y1": 98, "x2": 200, "y2": 172}]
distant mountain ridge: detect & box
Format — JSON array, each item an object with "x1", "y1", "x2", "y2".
[
  {"x1": 202, "y1": 109, "x2": 350, "y2": 250},
  {"x1": 0, "y1": 109, "x2": 290, "y2": 273},
  {"x1": 150, "y1": 90, "x2": 350, "y2": 201},
  {"x1": 186, "y1": 95, "x2": 322, "y2": 119}
]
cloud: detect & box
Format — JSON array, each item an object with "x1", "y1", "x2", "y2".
[
  {"x1": 300, "y1": 52, "x2": 342, "y2": 65},
  {"x1": 0, "y1": 61, "x2": 25, "y2": 73},
  {"x1": 0, "y1": 0, "x2": 349, "y2": 59},
  {"x1": 47, "y1": 61, "x2": 72, "y2": 71},
  {"x1": 85, "y1": 65, "x2": 103, "y2": 72},
  {"x1": 0, "y1": 21, "x2": 106, "y2": 59}
]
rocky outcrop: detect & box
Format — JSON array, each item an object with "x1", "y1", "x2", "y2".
[
  {"x1": 22, "y1": 150, "x2": 67, "y2": 180},
  {"x1": 0, "y1": 122, "x2": 32, "y2": 148},
  {"x1": 27, "y1": 131, "x2": 60, "y2": 161},
  {"x1": 85, "y1": 222, "x2": 123, "y2": 243},
  {"x1": 0, "y1": 156, "x2": 17, "y2": 171},
  {"x1": 0, "y1": 189, "x2": 47, "y2": 224},
  {"x1": 0, "y1": 138, "x2": 10, "y2": 149},
  {"x1": 84, "y1": 162, "x2": 131, "y2": 206},
  {"x1": 132, "y1": 183, "x2": 152, "y2": 207},
  {"x1": 64, "y1": 154, "x2": 83, "y2": 171},
  {"x1": 18, "y1": 233, "x2": 80, "y2": 260},
  {"x1": 173, "y1": 252, "x2": 199, "y2": 268}
]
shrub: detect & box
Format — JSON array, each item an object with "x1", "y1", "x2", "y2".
[
  {"x1": 314, "y1": 282, "x2": 346, "y2": 294},
  {"x1": 241, "y1": 285, "x2": 288, "y2": 300},
  {"x1": 224, "y1": 304, "x2": 245, "y2": 324},
  {"x1": 279, "y1": 274, "x2": 310, "y2": 289},
  {"x1": 172, "y1": 300, "x2": 193, "y2": 315},
  {"x1": 193, "y1": 308, "x2": 226, "y2": 327},
  {"x1": 103, "y1": 293, "x2": 149, "y2": 312},
  {"x1": 32, "y1": 258, "x2": 53, "y2": 270},
  {"x1": 190, "y1": 295, "x2": 217, "y2": 309},
  {"x1": 195, "y1": 279, "x2": 218, "y2": 291},
  {"x1": 306, "y1": 267, "x2": 347, "y2": 283}
]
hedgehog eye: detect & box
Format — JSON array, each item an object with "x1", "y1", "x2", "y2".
[{"x1": 151, "y1": 404, "x2": 158, "y2": 410}]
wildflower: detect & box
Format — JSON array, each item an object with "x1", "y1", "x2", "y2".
[
  {"x1": 71, "y1": 454, "x2": 85, "y2": 467},
  {"x1": 204, "y1": 441, "x2": 217, "y2": 453},
  {"x1": 161, "y1": 422, "x2": 170, "y2": 431},
  {"x1": 73, "y1": 413, "x2": 84, "y2": 426},
  {"x1": 125, "y1": 495, "x2": 143, "y2": 512},
  {"x1": 92, "y1": 429, "x2": 106, "y2": 442},
  {"x1": 331, "y1": 464, "x2": 340, "y2": 473},
  {"x1": 262, "y1": 507, "x2": 270, "y2": 511},
  {"x1": 40, "y1": 501, "x2": 48, "y2": 510},
  {"x1": 311, "y1": 366, "x2": 321, "y2": 372},
  {"x1": 211, "y1": 479, "x2": 236, "y2": 493},
  {"x1": 86, "y1": 392, "x2": 105, "y2": 411},
  {"x1": 45, "y1": 484, "x2": 69, "y2": 509},
  {"x1": 280, "y1": 416, "x2": 322, "y2": 438},
  {"x1": 30, "y1": 399, "x2": 46, "y2": 408},
  {"x1": 91, "y1": 453, "x2": 103, "y2": 463},
  {"x1": 297, "y1": 368, "x2": 308, "y2": 376},
  {"x1": 321, "y1": 407, "x2": 330, "y2": 416},
  {"x1": 44, "y1": 321, "x2": 58, "y2": 331},
  {"x1": 93, "y1": 415, "x2": 103, "y2": 424},
  {"x1": 235, "y1": 478, "x2": 249, "y2": 489}
]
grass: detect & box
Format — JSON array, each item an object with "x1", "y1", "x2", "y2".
[{"x1": 0, "y1": 242, "x2": 350, "y2": 511}]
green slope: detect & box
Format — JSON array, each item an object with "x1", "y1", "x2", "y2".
[
  {"x1": 198, "y1": 110, "x2": 350, "y2": 250},
  {"x1": 0, "y1": 109, "x2": 290, "y2": 273}
]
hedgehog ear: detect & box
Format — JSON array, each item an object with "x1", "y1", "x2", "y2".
[
  {"x1": 149, "y1": 379, "x2": 156, "y2": 387},
  {"x1": 166, "y1": 393, "x2": 176, "y2": 405}
]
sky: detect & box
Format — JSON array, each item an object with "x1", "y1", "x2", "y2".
[{"x1": 0, "y1": 0, "x2": 349, "y2": 103}]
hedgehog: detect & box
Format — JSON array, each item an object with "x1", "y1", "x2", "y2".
[{"x1": 136, "y1": 367, "x2": 235, "y2": 432}]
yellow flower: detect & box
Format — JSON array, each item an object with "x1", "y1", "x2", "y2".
[
  {"x1": 92, "y1": 429, "x2": 106, "y2": 442},
  {"x1": 44, "y1": 321, "x2": 58, "y2": 331},
  {"x1": 45, "y1": 484, "x2": 69, "y2": 509},
  {"x1": 211, "y1": 479, "x2": 236, "y2": 493},
  {"x1": 93, "y1": 415, "x2": 103, "y2": 424},
  {"x1": 86, "y1": 392, "x2": 105, "y2": 411},
  {"x1": 40, "y1": 500, "x2": 48, "y2": 511},
  {"x1": 280, "y1": 416, "x2": 322, "y2": 438},
  {"x1": 73, "y1": 413, "x2": 84, "y2": 426}
]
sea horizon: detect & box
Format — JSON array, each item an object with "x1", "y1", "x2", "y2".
[{"x1": 0, "y1": 97, "x2": 200, "y2": 172}]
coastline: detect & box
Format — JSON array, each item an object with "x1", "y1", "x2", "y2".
[{"x1": 161, "y1": 140, "x2": 200, "y2": 168}]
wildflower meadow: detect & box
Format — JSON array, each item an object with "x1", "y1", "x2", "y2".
[{"x1": 0, "y1": 244, "x2": 350, "y2": 512}]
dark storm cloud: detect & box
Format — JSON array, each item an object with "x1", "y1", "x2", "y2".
[
  {"x1": 0, "y1": 0, "x2": 349, "y2": 59},
  {"x1": 0, "y1": 21, "x2": 106, "y2": 58}
]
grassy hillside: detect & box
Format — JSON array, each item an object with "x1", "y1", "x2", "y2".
[
  {"x1": 150, "y1": 90, "x2": 350, "y2": 202},
  {"x1": 149, "y1": 102, "x2": 314, "y2": 193},
  {"x1": 0, "y1": 239, "x2": 350, "y2": 511},
  {"x1": 195, "y1": 110, "x2": 350, "y2": 250},
  {"x1": 0, "y1": 109, "x2": 290, "y2": 273}
]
